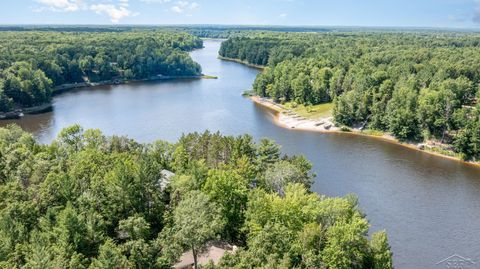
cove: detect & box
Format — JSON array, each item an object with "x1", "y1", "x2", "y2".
[{"x1": 1, "y1": 39, "x2": 480, "y2": 269}]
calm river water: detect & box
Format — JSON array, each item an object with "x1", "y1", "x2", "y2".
[{"x1": 2, "y1": 40, "x2": 480, "y2": 269}]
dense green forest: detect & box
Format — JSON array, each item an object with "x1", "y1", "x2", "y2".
[
  {"x1": 0, "y1": 25, "x2": 331, "y2": 38},
  {"x1": 220, "y1": 33, "x2": 480, "y2": 160},
  {"x1": 0, "y1": 125, "x2": 392, "y2": 269},
  {"x1": 0, "y1": 31, "x2": 203, "y2": 112}
]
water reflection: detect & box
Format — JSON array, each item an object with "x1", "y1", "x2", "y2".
[{"x1": 1, "y1": 39, "x2": 480, "y2": 269}]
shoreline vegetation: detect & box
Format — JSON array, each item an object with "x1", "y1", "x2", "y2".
[
  {"x1": 0, "y1": 125, "x2": 393, "y2": 269},
  {"x1": 249, "y1": 95, "x2": 480, "y2": 167},
  {"x1": 220, "y1": 33, "x2": 480, "y2": 163},
  {"x1": 0, "y1": 74, "x2": 217, "y2": 120},
  {"x1": 217, "y1": 56, "x2": 266, "y2": 69},
  {"x1": 0, "y1": 31, "x2": 204, "y2": 117},
  {"x1": 218, "y1": 53, "x2": 480, "y2": 167}
]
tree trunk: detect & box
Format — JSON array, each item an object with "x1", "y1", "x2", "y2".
[{"x1": 192, "y1": 244, "x2": 198, "y2": 269}]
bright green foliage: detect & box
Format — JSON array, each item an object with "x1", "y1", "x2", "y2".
[
  {"x1": 168, "y1": 191, "x2": 224, "y2": 269},
  {"x1": 222, "y1": 32, "x2": 480, "y2": 159},
  {"x1": 203, "y1": 170, "x2": 248, "y2": 241},
  {"x1": 321, "y1": 216, "x2": 369, "y2": 269},
  {"x1": 369, "y1": 231, "x2": 394, "y2": 269},
  {"x1": 385, "y1": 87, "x2": 421, "y2": 141},
  {"x1": 172, "y1": 191, "x2": 223, "y2": 246},
  {"x1": 216, "y1": 184, "x2": 386, "y2": 269},
  {"x1": 244, "y1": 184, "x2": 323, "y2": 238},
  {"x1": 0, "y1": 126, "x2": 391, "y2": 268}
]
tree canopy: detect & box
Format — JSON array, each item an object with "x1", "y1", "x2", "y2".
[
  {"x1": 220, "y1": 32, "x2": 480, "y2": 160},
  {"x1": 0, "y1": 31, "x2": 203, "y2": 112},
  {"x1": 0, "y1": 125, "x2": 392, "y2": 268}
]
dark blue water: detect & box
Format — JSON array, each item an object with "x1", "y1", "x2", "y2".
[{"x1": 2, "y1": 40, "x2": 480, "y2": 269}]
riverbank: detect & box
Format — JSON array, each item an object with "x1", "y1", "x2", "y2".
[
  {"x1": 0, "y1": 103, "x2": 53, "y2": 120},
  {"x1": 53, "y1": 75, "x2": 208, "y2": 96},
  {"x1": 218, "y1": 56, "x2": 266, "y2": 70},
  {"x1": 250, "y1": 95, "x2": 480, "y2": 167},
  {"x1": 1, "y1": 75, "x2": 212, "y2": 120}
]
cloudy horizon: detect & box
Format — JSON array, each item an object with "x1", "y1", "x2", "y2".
[{"x1": 1, "y1": 0, "x2": 480, "y2": 28}]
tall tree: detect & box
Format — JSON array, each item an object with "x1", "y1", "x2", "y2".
[{"x1": 170, "y1": 191, "x2": 224, "y2": 269}]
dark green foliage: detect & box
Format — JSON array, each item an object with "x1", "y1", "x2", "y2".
[
  {"x1": 222, "y1": 32, "x2": 480, "y2": 159},
  {"x1": 385, "y1": 87, "x2": 421, "y2": 141},
  {"x1": 2, "y1": 62, "x2": 52, "y2": 107},
  {"x1": 453, "y1": 108, "x2": 480, "y2": 160},
  {"x1": 0, "y1": 31, "x2": 203, "y2": 112},
  {"x1": 0, "y1": 125, "x2": 392, "y2": 268}
]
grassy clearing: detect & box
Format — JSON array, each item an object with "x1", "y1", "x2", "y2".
[{"x1": 284, "y1": 102, "x2": 333, "y2": 119}]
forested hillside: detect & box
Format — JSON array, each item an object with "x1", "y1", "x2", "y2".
[
  {"x1": 0, "y1": 31, "x2": 203, "y2": 112},
  {"x1": 220, "y1": 33, "x2": 480, "y2": 160},
  {"x1": 0, "y1": 125, "x2": 392, "y2": 269}
]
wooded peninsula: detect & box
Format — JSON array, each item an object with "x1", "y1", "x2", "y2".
[
  {"x1": 0, "y1": 31, "x2": 203, "y2": 114},
  {"x1": 220, "y1": 33, "x2": 480, "y2": 161}
]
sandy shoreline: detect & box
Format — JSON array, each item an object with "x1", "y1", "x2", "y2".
[{"x1": 250, "y1": 95, "x2": 480, "y2": 168}]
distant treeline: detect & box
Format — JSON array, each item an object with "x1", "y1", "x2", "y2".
[
  {"x1": 0, "y1": 31, "x2": 203, "y2": 112},
  {"x1": 220, "y1": 33, "x2": 480, "y2": 160},
  {"x1": 0, "y1": 25, "x2": 331, "y2": 38}
]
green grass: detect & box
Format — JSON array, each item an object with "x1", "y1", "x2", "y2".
[
  {"x1": 284, "y1": 102, "x2": 333, "y2": 119},
  {"x1": 362, "y1": 129, "x2": 385, "y2": 137},
  {"x1": 426, "y1": 145, "x2": 464, "y2": 159}
]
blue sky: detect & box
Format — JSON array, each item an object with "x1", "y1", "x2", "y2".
[{"x1": 1, "y1": 0, "x2": 480, "y2": 28}]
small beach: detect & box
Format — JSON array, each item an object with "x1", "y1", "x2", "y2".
[{"x1": 250, "y1": 95, "x2": 480, "y2": 168}]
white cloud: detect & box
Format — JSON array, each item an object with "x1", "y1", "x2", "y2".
[
  {"x1": 171, "y1": 5, "x2": 182, "y2": 13},
  {"x1": 170, "y1": 1, "x2": 199, "y2": 14},
  {"x1": 90, "y1": 3, "x2": 137, "y2": 23},
  {"x1": 34, "y1": 0, "x2": 138, "y2": 22},
  {"x1": 279, "y1": 13, "x2": 287, "y2": 19},
  {"x1": 36, "y1": 0, "x2": 83, "y2": 12}
]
